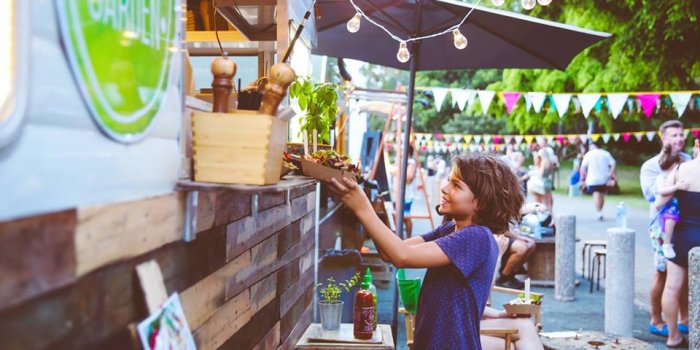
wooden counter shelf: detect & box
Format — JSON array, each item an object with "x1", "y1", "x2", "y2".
[{"x1": 177, "y1": 175, "x2": 317, "y2": 194}]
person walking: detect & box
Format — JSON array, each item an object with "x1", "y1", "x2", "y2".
[
  {"x1": 639, "y1": 120, "x2": 691, "y2": 338},
  {"x1": 580, "y1": 140, "x2": 616, "y2": 220}
]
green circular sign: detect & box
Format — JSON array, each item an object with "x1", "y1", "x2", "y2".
[{"x1": 57, "y1": 0, "x2": 180, "y2": 143}]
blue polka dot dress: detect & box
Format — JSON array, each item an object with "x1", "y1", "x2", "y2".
[{"x1": 413, "y1": 222, "x2": 498, "y2": 350}]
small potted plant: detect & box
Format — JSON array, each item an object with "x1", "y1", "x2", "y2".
[
  {"x1": 289, "y1": 77, "x2": 340, "y2": 153},
  {"x1": 317, "y1": 273, "x2": 360, "y2": 330}
]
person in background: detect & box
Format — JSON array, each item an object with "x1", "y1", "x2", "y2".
[
  {"x1": 654, "y1": 139, "x2": 700, "y2": 348},
  {"x1": 426, "y1": 155, "x2": 437, "y2": 176},
  {"x1": 654, "y1": 145, "x2": 689, "y2": 259},
  {"x1": 529, "y1": 147, "x2": 554, "y2": 212},
  {"x1": 495, "y1": 228, "x2": 536, "y2": 289},
  {"x1": 639, "y1": 120, "x2": 691, "y2": 339},
  {"x1": 580, "y1": 140, "x2": 616, "y2": 221},
  {"x1": 509, "y1": 151, "x2": 530, "y2": 195}
]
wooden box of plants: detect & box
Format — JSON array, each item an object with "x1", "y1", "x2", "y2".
[
  {"x1": 191, "y1": 110, "x2": 288, "y2": 185},
  {"x1": 191, "y1": 61, "x2": 296, "y2": 186}
]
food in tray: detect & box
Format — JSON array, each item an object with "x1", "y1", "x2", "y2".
[
  {"x1": 304, "y1": 150, "x2": 360, "y2": 177},
  {"x1": 283, "y1": 152, "x2": 299, "y2": 170}
]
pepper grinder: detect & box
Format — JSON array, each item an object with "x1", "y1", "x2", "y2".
[
  {"x1": 211, "y1": 56, "x2": 237, "y2": 113},
  {"x1": 258, "y1": 63, "x2": 296, "y2": 116}
]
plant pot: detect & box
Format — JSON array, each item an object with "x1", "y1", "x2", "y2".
[{"x1": 319, "y1": 300, "x2": 344, "y2": 330}]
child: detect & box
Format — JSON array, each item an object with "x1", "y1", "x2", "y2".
[
  {"x1": 654, "y1": 144, "x2": 690, "y2": 259},
  {"x1": 328, "y1": 154, "x2": 524, "y2": 349}
]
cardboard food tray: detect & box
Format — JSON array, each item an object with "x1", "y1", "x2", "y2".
[
  {"x1": 307, "y1": 324, "x2": 383, "y2": 344},
  {"x1": 300, "y1": 159, "x2": 355, "y2": 183},
  {"x1": 503, "y1": 303, "x2": 540, "y2": 317}
]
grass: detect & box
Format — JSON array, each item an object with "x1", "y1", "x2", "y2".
[{"x1": 551, "y1": 159, "x2": 650, "y2": 210}]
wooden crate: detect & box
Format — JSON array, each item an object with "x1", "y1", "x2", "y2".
[{"x1": 192, "y1": 111, "x2": 288, "y2": 185}]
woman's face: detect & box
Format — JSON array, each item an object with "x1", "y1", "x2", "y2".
[{"x1": 439, "y1": 168, "x2": 479, "y2": 219}]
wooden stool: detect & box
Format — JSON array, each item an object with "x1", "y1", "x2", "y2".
[
  {"x1": 581, "y1": 240, "x2": 607, "y2": 279},
  {"x1": 589, "y1": 249, "x2": 607, "y2": 293}
]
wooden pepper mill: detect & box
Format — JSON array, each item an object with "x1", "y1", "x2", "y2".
[
  {"x1": 211, "y1": 56, "x2": 237, "y2": 113},
  {"x1": 258, "y1": 63, "x2": 296, "y2": 116}
]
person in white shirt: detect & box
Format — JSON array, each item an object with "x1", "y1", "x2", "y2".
[{"x1": 580, "y1": 141, "x2": 616, "y2": 220}]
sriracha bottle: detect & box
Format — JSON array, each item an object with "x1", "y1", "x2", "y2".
[{"x1": 353, "y1": 288, "x2": 375, "y2": 339}]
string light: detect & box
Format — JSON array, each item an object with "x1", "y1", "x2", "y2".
[
  {"x1": 396, "y1": 42, "x2": 410, "y2": 63},
  {"x1": 491, "y1": 0, "x2": 551, "y2": 8},
  {"x1": 452, "y1": 29, "x2": 468, "y2": 49},
  {"x1": 521, "y1": 0, "x2": 536, "y2": 10},
  {"x1": 346, "y1": 13, "x2": 361, "y2": 33}
]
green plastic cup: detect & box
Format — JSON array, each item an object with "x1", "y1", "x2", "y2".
[{"x1": 396, "y1": 268, "x2": 422, "y2": 314}]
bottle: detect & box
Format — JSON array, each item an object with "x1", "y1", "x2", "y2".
[
  {"x1": 616, "y1": 202, "x2": 627, "y2": 228},
  {"x1": 354, "y1": 284, "x2": 375, "y2": 339},
  {"x1": 362, "y1": 268, "x2": 378, "y2": 330}
]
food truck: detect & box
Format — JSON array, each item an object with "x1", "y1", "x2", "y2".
[{"x1": 0, "y1": 1, "x2": 347, "y2": 349}]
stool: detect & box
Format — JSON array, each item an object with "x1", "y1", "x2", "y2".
[
  {"x1": 581, "y1": 240, "x2": 607, "y2": 279},
  {"x1": 589, "y1": 249, "x2": 607, "y2": 293}
]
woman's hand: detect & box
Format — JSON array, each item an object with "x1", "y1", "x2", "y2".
[{"x1": 327, "y1": 177, "x2": 372, "y2": 214}]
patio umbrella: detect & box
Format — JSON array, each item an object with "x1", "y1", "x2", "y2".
[{"x1": 312, "y1": 0, "x2": 610, "y2": 339}]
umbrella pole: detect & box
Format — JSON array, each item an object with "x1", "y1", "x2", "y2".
[{"x1": 392, "y1": 44, "x2": 419, "y2": 345}]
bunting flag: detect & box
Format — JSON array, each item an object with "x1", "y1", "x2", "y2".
[
  {"x1": 523, "y1": 93, "x2": 533, "y2": 112},
  {"x1": 669, "y1": 92, "x2": 692, "y2": 117},
  {"x1": 477, "y1": 90, "x2": 496, "y2": 115},
  {"x1": 432, "y1": 88, "x2": 450, "y2": 112},
  {"x1": 473, "y1": 135, "x2": 483, "y2": 143},
  {"x1": 594, "y1": 98, "x2": 604, "y2": 114},
  {"x1": 579, "y1": 134, "x2": 588, "y2": 144},
  {"x1": 451, "y1": 89, "x2": 475, "y2": 111},
  {"x1": 514, "y1": 135, "x2": 524, "y2": 144},
  {"x1": 591, "y1": 134, "x2": 601, "y2": 142},
  {"x1": 524, "y1": 135, "x2": 535, "y2": 144},
  {"x1": 529, "y1": 92, "x2": 548, "y2": 113},
  {"x1": 578, "y1": 93, "x2": 601, "y2": 119},
  {"x1": 607, "y1": 93, "x2": 629, "y2": 120},
  {"x1": 646, "y1": 131, "x2": 656, "y2": 141},
  {"x1": 634, "y1": 132, "x2": 644, "y2": 142},
  {"x1": 684, "y1": 129, "x2": 690, "y2": 138},
  {"x1": 463, "y1": 134, "x2": 473, "y2": 144},
  {"x1": 567, "y1": 135, "x2": 577, "y2": 143},
  {"x1": 500, "y1": 92, "x2": 522, "y2": 114},
  {"x1": 612, "y1": 133, "x2": 621, "y2": 141},
  {"x1": 622, "y1": 133, "x2": 632, "y2": 142},
  {"x1": 551, "y1": 94, "x2": 573, "y2": 118},
  {"x1": 601, "y1": 134, "x2": 611, "y2": 143},
  {"x1": 484, "y1": 135, "x2": 493, "y2": 144},
  {"x1": 638, "y1": 94, "x2": 661, "y2": 118}
]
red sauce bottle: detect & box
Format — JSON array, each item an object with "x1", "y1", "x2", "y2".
[{"x1": 354, "y1": 288, "x2": 375, "y2": 339}]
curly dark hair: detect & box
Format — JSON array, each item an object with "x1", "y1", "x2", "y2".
[{"x1": 452, "y1": 153, "x2": 524, "y2": 235}]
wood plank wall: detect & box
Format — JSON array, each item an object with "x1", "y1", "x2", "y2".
[{"x1": 0, "y1": 181, "x2": 317, "y2": 350}]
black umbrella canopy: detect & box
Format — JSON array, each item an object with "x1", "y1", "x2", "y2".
[{"x1": 313, "y1": 0, "x2": 610, "y2": 70}]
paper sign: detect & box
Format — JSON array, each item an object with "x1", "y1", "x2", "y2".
[{"x1": 138, "y1": 293, "x2": 196, "y2": 350}]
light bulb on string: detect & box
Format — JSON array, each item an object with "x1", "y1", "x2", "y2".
[
  {"x1": 521, "y1": 0, "x2": 536, "y2": 10},
  {"x1": 346, "y1": 13, "x2": 362, "y2": 33},
  {"x1": 491, "y1": 0, "x2": 505, "y2": 6},
  {"x1": 452, "y1": 29, "x2": 468, "y2": 50},
  {"x1": 537, "y1": 0, "x2": 552, "y2": 5},
  {"x1": 396, "y1": 42, "x2": 410, "y2": 63}
]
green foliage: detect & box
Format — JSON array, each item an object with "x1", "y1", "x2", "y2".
[
  {"x1": 341, "y1": 0, "x2": 700, "y2": 140},
  {"x1": 316, "y1": 273, "x2": 361, "y2": 303},
  {"x1": 290, "y1": 77, "x2": 341, "y2": 144}
]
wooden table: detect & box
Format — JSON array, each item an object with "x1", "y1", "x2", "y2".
[
  {"x1": 296, "y1": 324, "x2": 395, "y2": 349},
  {"x1": 540, "y1": 331, "x2": 655, "y2": 350},
  {"x1": 528, "y1": 237, "x2": 556, "y2": 287}
]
